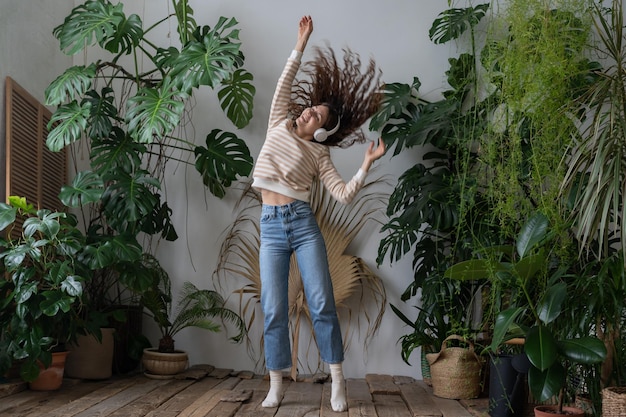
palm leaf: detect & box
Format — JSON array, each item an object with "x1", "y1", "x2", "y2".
[
  {"x1": 214, "y1": 176, "x2": 388, "y2": 374},
  {"x1": 83, "y1": 87, "x2": 118, "y2": 140},
  {"x1": 90, "y1": 127, "x2": 146, "y2": 175},
  {"x1": 103, "y1": 11, "x2": 143, "y2": 54},
  {"x1": 173, "y1": 0, "x2": 196, "y2": 45}
]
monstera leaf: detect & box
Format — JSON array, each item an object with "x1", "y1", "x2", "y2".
[
  {"x1": 194, "y1": 129, "x2": 253, "y2": 198},
  {"x1": 53, "y1": 0, "x2": 127, "y2": 55},
  {"x1": 126, "y1": 79, "x2": 186, "y2": 144},
  {"x1": 429, "y1": 3, "x2": 490, "y2": 44},
  {"x1": 44, "y1": 64, "x2": 96, "y2": 106},
  {"x1": 218, "y1": 69, "x2": 255, "y2": 129},
  {"x1": 90, "y1": 127, "x2": 145, "y2": 174},
  {"x1": 83, "y1": 87, "x2": 118, "y2": 140},
  {"x1": 170, "y1": 17, "x2": 243, "y2": 93},
  {"x1": 46, "y1": 101, "x2": 92, "y2": 152}
]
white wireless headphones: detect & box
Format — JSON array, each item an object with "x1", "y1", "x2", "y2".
[{"x1": 314, "y1": 117, "x2": 341, "y2": 142}]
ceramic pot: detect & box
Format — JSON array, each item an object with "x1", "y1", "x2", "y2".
[
  {"x1": 489, "y1": 354, "x2": 527, "y2": 417},
  {"x1": 142, "y1": 348, "x2": 188, "y2": 378},
  {"x1": 29, "y1": 351, "x2": 69, "y2": 391},
  {"x1": 534, "y1": 405, "x2": 585, "y2": 417},
  {"x1": 65, "y1": 328, "x2": 115, "y2": 380}
]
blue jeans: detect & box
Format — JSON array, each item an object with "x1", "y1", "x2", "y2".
[{"x1": 259, "y1": 200, "x2": 344, "y2": 370}]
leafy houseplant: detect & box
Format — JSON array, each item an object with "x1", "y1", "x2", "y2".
[
  {"x1": 0, "y1": 197, "x2": 93, "y2": 382},
  {"x1": 372, "y1": 3, "x2": 497, "y2": 368},
  {"x1": 140, "y1": 257, "x2": 246, "y2": 376},
  {"x1": 446, "y1": 212, "x2": 607, "y2": 414},
  {"x1": 43, "y1": 0, "x2": 256, "y2": 359}
]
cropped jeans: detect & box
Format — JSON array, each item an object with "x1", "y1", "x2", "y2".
[{"x1": 259, "y1": 200, "x2": 344, "y2": 370}]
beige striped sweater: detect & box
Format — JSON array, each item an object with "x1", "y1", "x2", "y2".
[{"x1": 252, "y1": 50, "x2": 366, "y2": 205}]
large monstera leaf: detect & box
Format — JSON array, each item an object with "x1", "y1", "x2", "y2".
[
  {"x1": 170, "y1": 17, "x2": 244, "y2": 93},
  {"x1": 429, "y1": 3, "x2": 490, "y2": 44},
  {"x1": 101, "y1": 170, "x2": 160, "y2": 233},
  {"x1": 45, "y1": 64, "x2": 96, "y2": 107},
  {"x1": 126, "y1": 78, "x2": 186, "y2": 144},
  {"x1": 53, "y1": 0, "x2": 141, "y2": 56},
  {"x1": 194, "y1": 129, "x2": 253, "y2": 199},
  {"x1": 218, "y1": 69, "x2": 255, "y2": 129},
  {"x1": 46, "y1": 101, "x2": 92, "y2": 152}
]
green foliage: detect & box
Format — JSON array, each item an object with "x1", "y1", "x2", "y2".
[
  {"x1": 561, "y1": 0, "x2": 626, "y2": 260},
  {"x1": 141, "y1": 263, "x2": 246, "y2": 352},
  {"x1": 0, "y1": 198, "x2": 91, "y2": 382}
]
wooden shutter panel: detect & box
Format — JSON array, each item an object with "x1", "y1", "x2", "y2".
[{"x1": 5, "y1": 77, "x2": 67, "y2": 212}]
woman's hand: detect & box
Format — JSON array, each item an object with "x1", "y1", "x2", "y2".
[
  {"x1": 295, "y1": 15, "x2": 313, "y2": 52},
  {"x1": 361, "y1": 138, "x2": 386, "y2": 172}
]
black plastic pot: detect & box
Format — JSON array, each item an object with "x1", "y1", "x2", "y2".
[{"x1": 488, "y1": 354, "x2": 529, "y2": 417}]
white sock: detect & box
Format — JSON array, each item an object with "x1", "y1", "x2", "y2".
[
  {"x1": 330, "y1": 363, "x2": 347, "y2": 412},
  {"x1": 262, "y1": 370, "x2": 283, "y2": 408}
]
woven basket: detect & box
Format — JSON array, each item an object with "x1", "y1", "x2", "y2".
[
  {"x1": 603, "y1": 386, "x2": 626, "y2": 416},
  {"x1": 426, "y1": 335, "x2": 484, "y2": 400}
]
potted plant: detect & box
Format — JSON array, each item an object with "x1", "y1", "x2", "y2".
[
  {"x1": 372, "y1": 3, "x2": 497, "y2": 380},
  {"x1": 43, "y1": 0, "x2": 256, "y2": 373},
  {"x1": 140, "y1": 256, "x2": 246, "y2": 378},
  {"x1": 0, "y1": 196, "x2": 97, "y2": 389},
  {"x1": 446, "y1": 212, "x2": 607, "y2": 415}
]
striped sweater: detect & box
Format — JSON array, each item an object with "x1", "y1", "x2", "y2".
[{"x1": 252, "y1": 50, "x2": 366, "y2": 205}]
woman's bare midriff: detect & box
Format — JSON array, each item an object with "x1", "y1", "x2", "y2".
[{"x1": 261, "y1": 189, "x2": 297, "y2": 206}]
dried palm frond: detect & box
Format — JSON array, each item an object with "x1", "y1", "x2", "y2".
[{"x1": 213, "y1": 174, "x2": 389, "y2": 377}]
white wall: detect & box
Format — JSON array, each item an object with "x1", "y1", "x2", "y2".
[
  {"x1": 68, "y1": 0, "x2": 460, "y2": 378},
  {"x1": 0, "y1": 0, "x2": 74, "y2": 199}
]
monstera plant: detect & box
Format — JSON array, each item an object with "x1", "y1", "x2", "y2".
[{"x1": 42, "y1": 1, "x2": 255, "y2": 313}]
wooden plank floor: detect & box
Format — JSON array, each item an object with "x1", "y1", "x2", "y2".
[{"x1": 0, "y1": 365, "x2": 490, "y2": 417}]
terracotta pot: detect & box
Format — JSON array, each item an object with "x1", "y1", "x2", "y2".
[
  {"x1": 29, "y1": 351, "x2": 69, "y2": 391},
  {"x1": 534, "y1": 405, "x2": 585, "y2": 417},
  {"x1": 65, "y1": 328, "x2": 115, "y2": 380},
  {"x1": 141, "y1": 348, "x2": 188, "y2": 378}
]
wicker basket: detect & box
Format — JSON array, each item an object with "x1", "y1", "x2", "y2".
[
  {"x1": 603, "y1": 386, "x2": 626, "y2": 416},
  {"x1": 426, "y1": 335, "x2": 484, "y2": 400}
]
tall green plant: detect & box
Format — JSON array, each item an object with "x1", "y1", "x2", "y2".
[
  {"x1": 42, "y1": 0, "x2": 255, "y2": 304},
  {"x1": 479, "y1": 0, "x2": 594, "y2": 241},
  {"x1": 373, "y1": 3, "x2": 496, "y2": 363},
  {"x1": 561, "y1": 0, "x2": 626, "y2": 261},
  {"x1": 45, "y1": 0, "x2": 254, "y2": 241}
]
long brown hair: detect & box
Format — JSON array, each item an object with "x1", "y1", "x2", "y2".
[{"x1": 288, "y1": 44, "x2": 383, "y2": 147}]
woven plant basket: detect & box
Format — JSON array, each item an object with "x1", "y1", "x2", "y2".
[
  {"x1": 426, "y1": 335, "x2": 484, "y2": 400},
  {"x1": 603, "y1": 386, "x2": 626, "y2": 416}
]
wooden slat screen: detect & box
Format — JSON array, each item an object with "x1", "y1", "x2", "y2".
[{"x1": 5, "y1": 77, "x2": 67, "y2": 213}]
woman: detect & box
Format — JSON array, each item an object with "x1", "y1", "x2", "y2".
[{"x1": 252, "y1": 15, "x2": 385, "y2": 412}]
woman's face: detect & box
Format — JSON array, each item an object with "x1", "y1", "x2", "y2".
[{"x1": 296, "y1": 105, "x2": 329, "y2": 139}]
